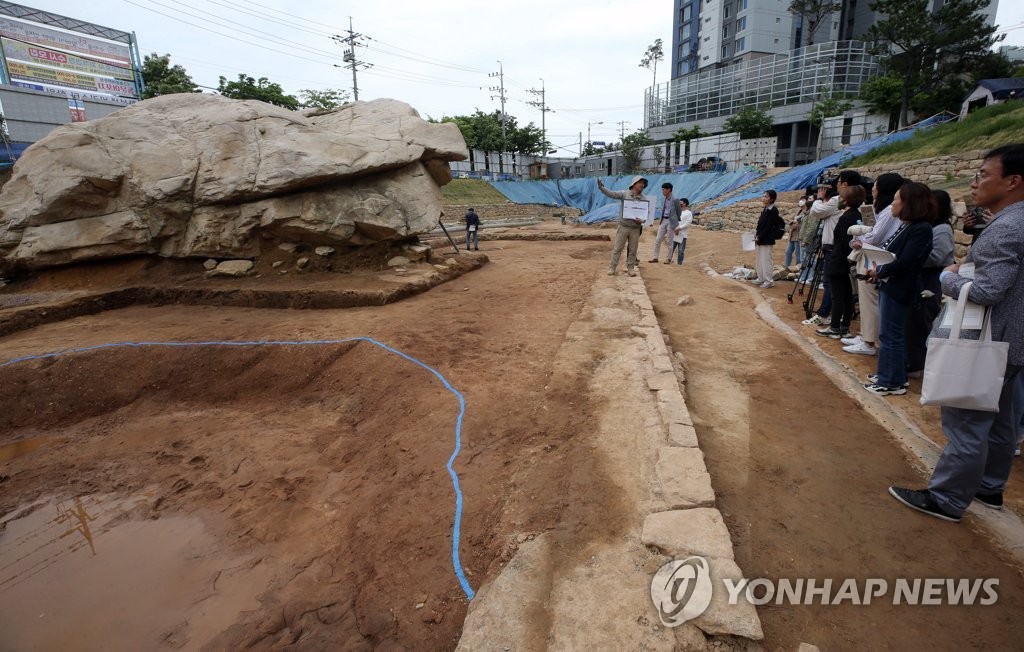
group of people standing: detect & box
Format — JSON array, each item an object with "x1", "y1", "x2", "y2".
[
  {"x1": 761, "y1": 146, "x2": 1024, "y2": 524},
  {"x1": 787, "y1": 169, "x2": 957, "y2": 398},
  {"x1": 598, "y1": 176, "x2": 693, "y2": 275}
]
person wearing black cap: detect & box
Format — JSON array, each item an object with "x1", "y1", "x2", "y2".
[{"x1": 597, "y1": 175, "x2": 653, "y2": 277}]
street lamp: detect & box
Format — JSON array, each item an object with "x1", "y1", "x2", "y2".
[{"x1": 587, "y1": 121, "x2": 603, "y2": 148}]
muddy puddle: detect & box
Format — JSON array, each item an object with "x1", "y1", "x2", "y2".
[{"x1": 0, "y1": 491, "x2": 273, "y2": 649}]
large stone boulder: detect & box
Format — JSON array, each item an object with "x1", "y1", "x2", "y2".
[{"x1": 0, "y1": 94, "x2": 467, "y2": 271}]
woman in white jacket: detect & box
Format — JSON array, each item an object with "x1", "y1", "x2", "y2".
[{"x1": 668, "y1": 198, "x2": 694, "y2": 265}]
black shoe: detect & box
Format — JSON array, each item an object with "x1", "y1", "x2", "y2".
[
  {"x1": 867, "y1": 374, "x2": 910, "y2": 388},
  {"x1": 889, "y1": 486, "x2": 961, "y2": 522},
  {"x1": 974, "y1": 492, "x2": 1004, "y2": 510}
]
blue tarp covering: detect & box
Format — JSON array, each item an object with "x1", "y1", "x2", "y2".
[
  {"x1": 0, "y1": 142, "x2": 30, "y2": 167},
  {"x1": 488, "y1": 170, "x2": 764, "y2": 223},
  {"x1": 710, "y1": 114, "x2": 953, "y2": 210}
]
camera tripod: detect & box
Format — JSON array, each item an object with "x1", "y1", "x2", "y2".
[{"x1": 787, "y1": 235, "x2": 826, "y2": 318}]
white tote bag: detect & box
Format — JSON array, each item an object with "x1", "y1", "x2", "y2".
[{"x1": 920, "y1": 283, "x2": 1008, "y2": 412}]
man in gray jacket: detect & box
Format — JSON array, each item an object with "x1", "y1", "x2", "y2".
[
  {"x1": 890, "y1": 144, "x2": 1024, "y2": 522},
  {"x1": 649, "y1": 182, "x2": 681, "y2": 264}
]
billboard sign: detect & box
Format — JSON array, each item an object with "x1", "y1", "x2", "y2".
[
  {"x1": 0, "y1": 15, "x2": 130, "y2": 65},
  {"x1": 3, "y1": 37, "x2": 133, "y2": 83},
  {"x1": 9, "y1": 79, "x2": 136, "y2": 106},
  {"x1": 0, "y1": 13, "x2": 138, "y2": 102}
]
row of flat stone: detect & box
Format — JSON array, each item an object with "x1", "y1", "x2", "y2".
[{"x1": 630, "y1": 279, "x2": 764, "y2": 641}]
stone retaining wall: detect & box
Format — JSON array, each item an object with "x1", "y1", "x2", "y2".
[
  {"x1": 445, "y1": 203, "x2": 584, "y2": 221},
  {"x1": 701, "y1": 150, "x2": 984, "y2": 255}
]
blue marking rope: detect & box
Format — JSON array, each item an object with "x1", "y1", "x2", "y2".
[{"x1": 0, "y1": 337, "x2": 476, "y2": 600}]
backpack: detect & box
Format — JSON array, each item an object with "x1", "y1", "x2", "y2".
[{"x1": 772, "y1": 216, "x2": 786, "y2": 240}]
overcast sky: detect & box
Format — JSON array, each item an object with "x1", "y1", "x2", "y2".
[{"x1": 17, "y1": 0, "x2": 1024, "y2": 156}]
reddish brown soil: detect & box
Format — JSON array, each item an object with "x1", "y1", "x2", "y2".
[
  {"x1": 642, "y1": 228, "x2": 1024, "y2": 651},
  {"x1": 1, "y1": 222, "x2": 1023, "y2": 650}
]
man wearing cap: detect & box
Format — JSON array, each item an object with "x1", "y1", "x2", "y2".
[{"x1": 597, "y1": 175, "x2": 654, "y2": 277}]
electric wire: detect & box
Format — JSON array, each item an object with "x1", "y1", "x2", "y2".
[{"x1": 121, "y1": 0, "x2": 335, "y2": 66}]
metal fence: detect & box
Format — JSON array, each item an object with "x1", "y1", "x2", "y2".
[{"x1": 645, "y1": 41, "x2": 880, "y2": 128}]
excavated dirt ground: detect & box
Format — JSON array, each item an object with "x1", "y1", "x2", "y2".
[{"x1": 1, "y1": 220, "x2": 1023, "y2": 650}]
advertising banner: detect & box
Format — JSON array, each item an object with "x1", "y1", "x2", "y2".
[
  {"x1": 0, "y1": 15, "x2": 130, "y2": 65},
  {"x1": 7, "y1": 59, "x2": 135, "y2": 96},
  {"x1": 10, "y1": 79, "x2": 137, "y2": 106},
  {"x1": 2, "y1": 37, "x2": 134, "y2": 85}
]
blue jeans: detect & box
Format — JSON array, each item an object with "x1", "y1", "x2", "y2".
[
  {"x1": 466, "y1": 228, "x2": 479, "y2": 249},
  {"x1": 876, "y1": 291, "x2": 910, "y2": 388},
  {"x1": 784, "y1": 240, "x2": 801, "y2": 268},
  {"x1": 669, "y1": 238, "x2": 687, "y2": 264}
]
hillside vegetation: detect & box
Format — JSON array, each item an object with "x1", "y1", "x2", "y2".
[
  {"x1": 847, "y1": 102, "x2": 1024, "y2": 167},
  {"x1": 441, "y1": 179, "x2": 510, "y2": 205}
]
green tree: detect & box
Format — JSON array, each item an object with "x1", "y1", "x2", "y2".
[
  {"x1": 672, "y1": 125, "x2": 705, "y2": 143},
  {"x1": 788, "y1": 0, "x2": 842, "y2": 46},
  {"x1": 639, "y1": 39, "x2": 664, "y2": 87},
  {"x1": 299, "y1": 88, "x2": 350, "y2": 110},
  {"x1": 910, "y1": 50, "x2": 1019, "y2": 119},
  {"x1": 140, "y1": 53, "x2": 200, "y2": 99},
  {"x1": 723, "y1": 106, "x2": 775, "y2": 138},
  {"x1": 432, "y1": 111, "x2": 547, "y2": 155},
  {"x1": 672, "y1": 125, "x2": 705, "y2": 168},
  {"x1": 582, "y1": 141, "x2": 604, "y2": 156},
  {"x1": 620, "y1": 130, "x2": 654, "y2": 174},
  {"x1": 508, "y1": 122, "x2": 547, "y2": 155},
  {"x1": 217, "y1": 74, "x2": 299, "y2": 110},
  {"x1": 859, "y1": 73, "x2": 904, "y2": 131},
  {"x1": 808, "y1": 94, "x2": 853, "y2": 128},
  {"x1": 866, "y1": 0, "x2": 1002, "y2": 127}
]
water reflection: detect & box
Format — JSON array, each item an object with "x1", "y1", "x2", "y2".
[{"x1": 0, "y1": 491, "x2": 272, "y2": 649}]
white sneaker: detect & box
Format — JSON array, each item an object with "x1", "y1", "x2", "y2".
[
  {"x1": 840, "y1": 334, "x2": 863, "y2": 346},
  {"x1": 801, "y1": 314, "x2": 825, "y2": 326},
  {"x1": 760, "y1": 281, "x2": 775, "y2": 288},
  {"x1": 843, "y1": 341, "x2": 877, "y2": 355}
]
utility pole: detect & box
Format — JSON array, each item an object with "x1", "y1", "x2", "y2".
[
  {"x1": 617, "y1": 120, "x2": 630, "y2": 140},
  {"x1": 489, "y1": 60, "x2": 507, "y2": 174},
  {"x1": 527, "y1": 78, "x2": 553, "y2": 160},
  {"x1": 332, "y1": 17, "x2": 372, "y2": 101},
  {"x1": 488, "y1": 61, "x2": 507, "y2": 142}
]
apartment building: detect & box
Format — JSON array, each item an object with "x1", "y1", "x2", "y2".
[{"x1": 656, "y1": 0, "x2": 1000, "y2": 166}]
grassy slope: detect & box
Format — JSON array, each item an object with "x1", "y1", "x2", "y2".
[
  {"x1": 847, "y1": 102, "x2": 1024, "y2": 167},
  {"x1": 441, "y1": 179, "x2": 510, "y2": 205}
]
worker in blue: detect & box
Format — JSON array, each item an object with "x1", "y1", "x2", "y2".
[{"x1": 464, "y1": 207, "x2": 481, "y2": 251}]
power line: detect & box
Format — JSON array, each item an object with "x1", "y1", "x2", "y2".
[
  {"x1": 213, "y1": 0, "x2": 340, "y2": 31},
  {"x1": 125, "y1": 0, "x2": 487, "y2": 94},
  {"x1": 364, "y1": 37, "x2": 488, "y2": 74},
  {"x1": 153, "y1": 0, "x2": 339, "y2": 59},
  {"x1": 122, "y1": 0, "x2": 335, "y2": 66},
  {"x1": 207, "y1": 0, "x2": 334, "y2": 38}
]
